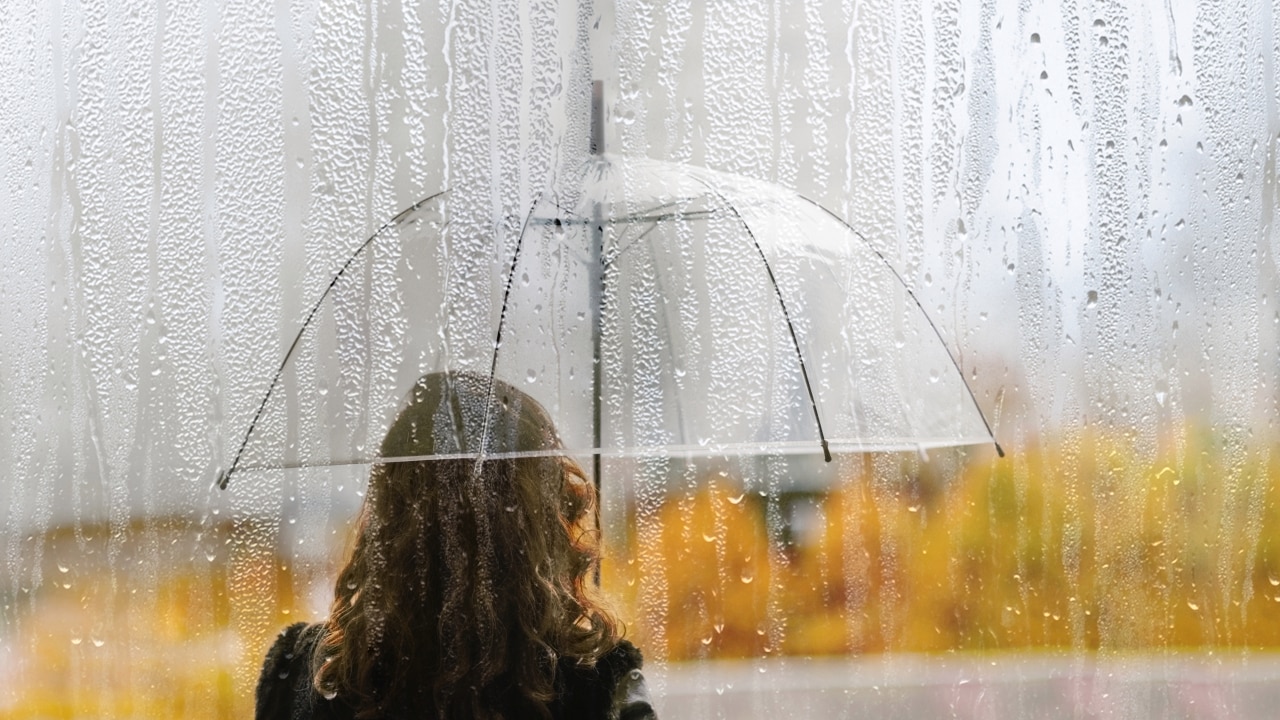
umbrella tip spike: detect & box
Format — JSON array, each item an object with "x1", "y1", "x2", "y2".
[
  {"x1": 994, "y1": 441, "x2": 1006, "y2": 459},
  {"x1": 821, "y1": 440, "x2": 831, "y2": 463}
]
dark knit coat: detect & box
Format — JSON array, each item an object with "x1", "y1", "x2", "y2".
[{"x1": 256, "y1": 623, "x2": 655, "y2": 720}]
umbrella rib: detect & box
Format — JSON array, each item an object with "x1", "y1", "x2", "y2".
[
  {"x1": 532, "y1": 210, "x2": 718, "y2": 227},
  {"x1": 603, "y1": 219, "x2": 663, "y2": 270},
  {"x1": 693, "y1": 182, "x2": 833, "y2": 463},
  {"x1": 217, "y1": 190, "x2": 450, "y2": 490},
  {"x1": 604, "y1": 199, "x2": 713, "y2": 269},
  {"x1": 480, "y1": 195, "x2": 546, "y2": 457},
  {"x1": 607, "y1": 197, "x2": 703, "y2": 226},
  {"x1": 793, "y1": 193, "x2": 1006, "y2": 459},
  {"x1": 531, "y1": 198, "x2": 714, "y2": 228},
  {"x1": 545, "y1": 198, "x2": 589, "y2": 224}
]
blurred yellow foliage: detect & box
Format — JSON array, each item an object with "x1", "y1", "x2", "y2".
[
  {"x1": 605, "y1": 431, "x2": 1280, "y2": 660},
  {"x1": 0, "y1": 518, "x2": 305, "y2": 719},
  {"x1": 5, "y1": 429, "x2": 1280, "y2": 716}
]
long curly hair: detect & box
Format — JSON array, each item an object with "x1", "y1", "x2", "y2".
[{"x1": 313, "y1": 371, "x2": 620, "y2": 719}]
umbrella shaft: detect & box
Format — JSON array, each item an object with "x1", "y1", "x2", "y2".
[
  {"x1": 590, "y1": 200, "x2": 604, "y2": 499},
  {"x1": 589, "y1": 79, "x2": 605, "y2": 499},
  {"x1": 590, "y1": 79, "x2": 605, "y2": 586}
]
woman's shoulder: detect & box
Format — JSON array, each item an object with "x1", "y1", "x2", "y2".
[
  {"x1": 601, "y1": 641, "x2": 656, "y2": 720},
  {"x1": 556, "y1": 640, "x2": 656, "y2": 720},
  {"x1": 263, "y1": 622, "x2": 324, "y2": 665},
  {"x1": 259, "y1": 623, "x2": 323, "y2": 685},
  {"x1": 256, "y1": 623, "x2": 347, "y2": 720},
  {"x1": 598, "y1": 639, "x2": 644, "y2": 675}
]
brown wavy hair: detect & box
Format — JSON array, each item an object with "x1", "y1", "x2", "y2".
[{"x1": 313, "y1": 372, "x2": 620, "y2": 719}]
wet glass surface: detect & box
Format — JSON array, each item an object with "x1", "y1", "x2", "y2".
[{"x1": 2, "y1": 1, "x2": 1278, "y2": 717}]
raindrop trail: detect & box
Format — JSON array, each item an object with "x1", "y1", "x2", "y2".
[{"x1": 218, "y1": 190, "x2": 450, "y2": 490}]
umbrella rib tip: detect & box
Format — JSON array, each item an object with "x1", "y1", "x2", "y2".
[
  {"x1": 994, "y1": 441, "x2": 1006, "y2": 459},
  {"x1": 821, "y1": 439, "x2": 831, "y2": 463}
]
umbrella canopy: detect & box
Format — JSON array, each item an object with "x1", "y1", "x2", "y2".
[{"x1": 218, "y1": 154, "x2": 1000, "y2": 487}]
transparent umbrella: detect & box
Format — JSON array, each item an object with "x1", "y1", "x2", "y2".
[{"x1": 217, "y1": 110, "x2": 1002, "y2": 491}]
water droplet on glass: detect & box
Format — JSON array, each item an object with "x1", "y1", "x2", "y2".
[{"x1": 1086, "y1": 290, "x2": 1098, "y2": 308}]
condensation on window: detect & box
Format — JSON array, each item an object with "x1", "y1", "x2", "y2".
[{"x1": 1, "y1": 1, "x2": 1278, "y2": 718}]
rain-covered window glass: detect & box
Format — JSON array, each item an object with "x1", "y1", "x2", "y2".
[{"x1": 3, "y1": 1, "x2": 1278, "y2": 717}]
